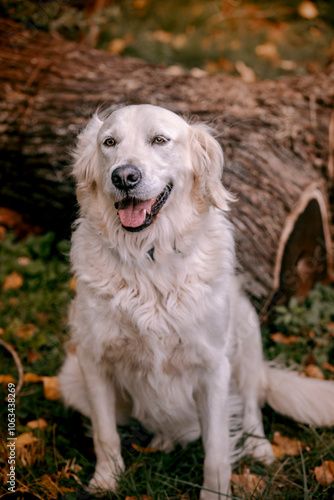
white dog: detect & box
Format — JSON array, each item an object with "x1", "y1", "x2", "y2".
[{"x1": 59, "y1": 104, "x2": 334, "y2": 499}]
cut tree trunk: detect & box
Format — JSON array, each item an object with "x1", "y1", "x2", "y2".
[{"x1": 0, "y1": 20, "x2": 333, "y2": 311}]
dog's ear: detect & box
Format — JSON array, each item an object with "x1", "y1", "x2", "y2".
[
  {"x1": 190, "y1": 123, "x2": 233, "y2": 211},
  {"x1": 72, "y1": 113, "x2": 103, "y2": 186}
]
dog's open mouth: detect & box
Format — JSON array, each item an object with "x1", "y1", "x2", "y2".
[{"x1": 114, "y1": 183, "x2": 173, "y2": 232}]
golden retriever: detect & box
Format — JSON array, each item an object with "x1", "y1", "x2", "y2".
[{"x1": 59, "y1": 104, "x2": 334, "y2": 499}]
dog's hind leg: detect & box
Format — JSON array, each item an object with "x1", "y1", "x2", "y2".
[{"x1": 232, "y1": 293, "x2": 274, "y2": 464}]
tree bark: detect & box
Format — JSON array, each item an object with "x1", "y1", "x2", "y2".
[{"x1": 0, "y1": 20, "x2": 333, "y2": 311}]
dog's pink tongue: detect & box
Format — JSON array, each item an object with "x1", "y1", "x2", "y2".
[{"x1": 118, "y1": 199, "x2": 152, "y2": 228}]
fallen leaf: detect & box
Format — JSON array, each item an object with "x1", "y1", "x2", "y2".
[
  {"x1": 0, "y1": 374, "x2": 15, "y2": 384},
  {"x1": 151, "y1": 30, "x2": 172, "y2": 44},
  {"x1": 190, "y1": 67, "x2": 208, "y2": 78},
  {"x1": 131, "y1": 443, "x2": 158, "y2": 454},
  {"x1": 3, "y1": 271, "x2": 24, "y2": 291},
  {"x1": 69, "y1": 276, "x2": 77, "y2": 291},
  {"x1": 27, "y1": 418, "x2": 48, "y2": 429},
  {"x1": 305, "y1": 364, "x2": 325, "y2": 380},
  {"x1": 272, "y1": 431, "x2": 307, "y2": 458},
  {"x1": 322, "y1": 362, "x2": 334, "y2": 374},
  {"x1": 280, "y1": 60, "x2": 297, "y2": 71},
  {"x1": 231, "y1": 468, "x2": 266, "y2": 496},
  {"x1": 17, "y1": 256, "x2": 31, "y2": 266},
  {"x1": 16, "y1": 432, "x2": 39, "y2": 448},
  {"x1": 108, "y1": 38, "x2": 126, "y2": 54},
  {"x1": 314, "y1": 460, "x2": 334, "y2": 486},
  {"x1": 326, "y1": 322, "x2": 334, "y2": 335},
  {"x1": 15, "y1": 323, "x2": 39, "y2": 340},
  {"x1": 255, "y1": 42, "x2": 280, "y2": 62},
  {"x1": 298, "y1": 1, "x2": 318, "y2": 19},
  {"x1": 23, "y1": 372, "x2": 43, "y2": 383},
  {"x1": 0, "y1": 208, "x2": 22, "y2": 227},
  {"x1": 27, "y1": 349, "x2": 40, "y2": 363},
  {"x1": 172, "y1": 34, "x2": 187, "y2": 49},
  {"x1": 42, "y1": 376, "x2": 61, "y2": 400},
  {"x1": 235, "y1": 61, "x2": 256, "y2": 82},
  {"x1": 270, "y1": 332, "x2": 299, "y2": 345}
]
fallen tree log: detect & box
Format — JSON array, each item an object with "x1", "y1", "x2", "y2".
[{"x1": 0, "y1": 20, "x2": 333, "y2": 311}]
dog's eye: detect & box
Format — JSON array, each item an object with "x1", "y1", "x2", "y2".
[
  {"x1": 153, "y1": 136, "x2": 167, "y2": 145},
  {"x1": 104, "y1": 137, "x2": 116, "y2": 147}
]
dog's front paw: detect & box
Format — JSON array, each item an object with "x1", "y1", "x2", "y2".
[
  {"x1": 87, "y1": 459, "x2": 125, "y2": 496},
  {"x1": 200, "y1": 484, "x2": 232, "y2": 500}
]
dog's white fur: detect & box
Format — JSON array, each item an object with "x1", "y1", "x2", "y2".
[{"x1": 59, "y1": 104, "x2": 334, "y2": 499}]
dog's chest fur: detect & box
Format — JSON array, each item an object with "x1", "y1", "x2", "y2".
[{"x1": 71, "y1": 218, "x2": 234, "y2": 433}]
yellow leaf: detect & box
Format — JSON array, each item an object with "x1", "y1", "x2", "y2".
[
  {"x1": 69, "y1": 276, "x2": 77, "y2": 291},
  {"x1": 131, "y1": 443, "x2": 158, "y2": 454},
  {"x1": 314, "y1": 460, "x2": 334, "y2": 486},
  {"x1": 235, "y1": 61, "x2": 256, "y2": 83},
  {"x1": 15, "y1": 323, "x2": 39, "y2": 340},
  {"x1": 271, "y1": 431, "x2": 307, "y2": 458},
  {"x1": 42, "y1": 376, "x2": 61, "y2": 400},
  {"x1": 3, "y1": 271, "x2": 24, "y2": 291},
  {"x1": 151, "y1": 30, "x2": 172, "y2": 44},
  {"x1": 305, "y1": 364, "x2": 325, "y2": 380},
  {"x1": 108, "y1": 38, "x2": 126, "y2": 55},
  {"x1": 27, "y1": 418, "x2": 48, "y2": 429},
  {"x1": 23, "y1": 372, "x2": 43, "y2": 383},
  {"x1": 17, "y1": 257, "x2": 30, "y2": 266},
  {"x1": 16, "y1": 432, "x2": 39, "y2": 448},
  {"x1": 0, "y1": 374, "x2": 15, "y2": 384},
  {"x1": 255, "y1": 42, "x2": 280, "y2": 62},
  {"x1": 298, "y1": 1, "x2": 318, "y2": 19},
  {"x1": 270, "y1": 332, "x2": 299, "y2": 345}
]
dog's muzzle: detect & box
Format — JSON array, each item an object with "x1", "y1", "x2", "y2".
[{"x1": 114, "y1": 182, "x2": 173, "y2": 232}]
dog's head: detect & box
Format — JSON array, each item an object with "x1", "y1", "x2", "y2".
[{"x1": 73, "y1": 104, "x2": 232, "y2": 235}]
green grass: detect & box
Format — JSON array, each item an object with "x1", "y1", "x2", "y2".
[{"x1": 0, "y1": 231, "x2": 334, "y2": 499}]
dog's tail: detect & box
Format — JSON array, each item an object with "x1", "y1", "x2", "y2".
[{"x1": 264, "y1": 363, "x2": 334, "y2": 427}]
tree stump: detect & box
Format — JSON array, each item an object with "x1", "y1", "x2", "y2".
[{"x1": 0, "y1": 20, "x2": 333, "y2": 311}]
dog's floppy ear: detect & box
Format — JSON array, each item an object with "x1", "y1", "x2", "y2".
[
  {"x1": 190, "y1": 123, "x2": 233, "y2": 211},
  {"x1": 72, "y1": 113, "x2": 103, "y2": 186}
]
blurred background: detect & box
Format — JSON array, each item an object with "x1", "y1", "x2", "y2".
[{"x1": 2, "y1": 0, "x2": 334, "y2": 80}]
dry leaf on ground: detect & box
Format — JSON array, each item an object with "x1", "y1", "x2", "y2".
[
  {"x1": 271, "y1": 431, "x2": 308, "y2": 458},
  {"x1": 231, "y1": 467, "x2": 266, "y2": 497},
  {"x1": 298, "y1": 1, "x2": 318, "y2": 19},
  {"x1": 270, "y1": 332, "x2": 299, "y2": 345},
  {"x1": 27, "y1": 418, "x2": 48, "y2": 429},
  {"x1": 3, "y1": 271, "x2": 24, "y2": 291},
  {"x1": 305, "y1": 364, "x2": 325, "y2": 379},
  {"x1": 314, "y1": 460, "x2": 334, "y2": 486},
  {"x1": 235, "y1": 61, "x2": 256, "y2": 82},
  {"x1": 255, "y1": 42, "x2": 280, "y2": 62},
  {"x1": 322, "y1": 362, "x2": 334, "y2": 373},
  {"x1": 23, "y1": 372, "x2": 43, "y2": 383},
  {"x1": 15, "y1": 323, "x2": 39, "y2": 340},
  {"x1": 0, "y1": 374, "x2": 15, "y2": 384},
  {"x1": 16, "y1": 432, "x2": 39, "y2": 448},
  {"x1": 131, "y1": 443, "x2": 158, "y2": 454},
  {"x1": 42, "y1": 376, "x2": 61, "y2": 400}
]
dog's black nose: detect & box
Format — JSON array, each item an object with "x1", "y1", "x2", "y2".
[{"x1": 111, "y1": 165, "x2": 142, "y2": 191}]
